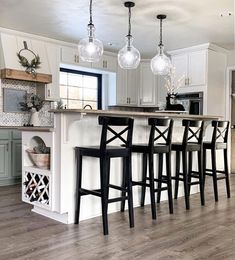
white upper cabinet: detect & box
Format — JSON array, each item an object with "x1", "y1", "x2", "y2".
[
  {"x1": 171, "y1": 50, "x2": 207, "y2": 88},
  {"x1": 188, "y1": 51, "x2": 207, "y2": 86},
  {"x1": 92, "y1": 54, "x2": 117, "y2": 72},
  {"x1": 60, "y1": 46, "x2": 91, "y2": 68},
  {"x1": 139, "y1": 61, "x2": 156, "y2": 106},
  {"x1": 45, "y1": 43, "x2": 60, "y2": 100},
  {"x1": 116, "y1": 66, "x2": 138, "y2": 106}
]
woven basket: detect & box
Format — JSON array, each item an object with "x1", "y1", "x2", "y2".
[{"x1": 27, "y1": 149, "x2": 50, "y2": 170}]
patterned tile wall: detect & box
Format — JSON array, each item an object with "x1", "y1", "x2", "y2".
[{"x1": 0, "y1": 79, "x2": 53, "y2": 126}]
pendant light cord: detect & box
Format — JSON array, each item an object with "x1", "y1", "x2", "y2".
[
  {"x1": 128, "y1": 6, "x2": 132, "y2": 37},
  {"x1": 89, "y1": 0, "x2": 93, "y2": 25},
  {"x1": 159, "y1": 18, "x2": 163, "y2": 47}
]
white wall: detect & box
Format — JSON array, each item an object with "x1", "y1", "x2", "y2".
[{"x1": 227, "y1": 50, "x2": 235, "y2": 67}]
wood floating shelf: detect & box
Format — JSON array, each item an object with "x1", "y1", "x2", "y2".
[{"x1": 0, "y1": 69, "x2": 52, "y2": 84}]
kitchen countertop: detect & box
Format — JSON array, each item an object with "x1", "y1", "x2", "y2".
[
  {"x1": 0, "y1": 126, "x2": 55, "y2": 132},
  {"x1": 49, "y1": 109, "x2": 221, "y2": 121}
]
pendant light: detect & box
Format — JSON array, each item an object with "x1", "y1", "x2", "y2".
[
  {"x1": 151, "y1": 14, "x2": 172, "y2": 75},
  {"x1": 118, "y1": 1, "x2": 140, "y2": 69},
  {"x1": 78, "y1": 0, "x2": 103, "y2": 62}
]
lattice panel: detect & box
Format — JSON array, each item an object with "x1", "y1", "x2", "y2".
[{"x1": 23, "y1": 171, "x2": 50, "y2": 205}]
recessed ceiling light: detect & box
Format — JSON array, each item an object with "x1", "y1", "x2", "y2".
[{"x1": 220, "y1": 11, "x2": 233, "y2": 17}]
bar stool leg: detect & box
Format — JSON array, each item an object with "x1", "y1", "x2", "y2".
[
  {"x1": 140, "y1": 153, "x2": 148, "y2": 207},
  {"x1": 166, "y1": 152, "x2": 173, "y2": 214},
  {"x1": 126, "y1": 155, "x2": 134, "y2": 228},
  {"x1": 149, "y1": 152, "x2": 157, "y2": 219},
  {"x1": 121, "y1": 158, "x2": 127, "y2": 212},
  {"x1": 211, "y1": 149, "x2": 219, "y2": 202},
  {"x1": 188, "y1": 152, "x2": 193, "y2": 196},
  {"x1": 174, "y1": 151, "x2": 180, "y2": 200},
  {"x1": 100, "y1": 157, "x2": 109, "y2": 235},
  {"x1": 224, "y1": 149, "x2": 231, "y2": 198},
  {"x1": 203, "y1": 148, "x2": 207, "y2": 186},
  {"x1": 198, "y1": 150, "x2": 205, "y2": 206},
  {"x1": 157, "y1": 153, "x2": 163, "y2": 203},
  {"x1": 75, "y1": 150, "x2": 82, "y2": 224},
  {"x1": 182, "y1": 151, "x2": 190, "y2": 210}
]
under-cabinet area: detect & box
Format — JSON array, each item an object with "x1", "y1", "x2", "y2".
[{"x1": 0, "y1": 129, "x2": 22, "y2": 186}]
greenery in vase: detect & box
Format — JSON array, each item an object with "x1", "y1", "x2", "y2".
[{"x1": 19, "y1": 93, "x2": 44, "y2": 112}]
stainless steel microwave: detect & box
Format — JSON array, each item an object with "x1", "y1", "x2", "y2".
[{"x1": 175, "y1": 92, "x2": 203, "y2": 115}]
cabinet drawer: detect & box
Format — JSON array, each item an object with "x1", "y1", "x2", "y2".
[{"x1": 0, "y1": 130, "x2": 11, "y2": 140}]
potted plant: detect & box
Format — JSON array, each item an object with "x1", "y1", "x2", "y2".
[
  {"x1": 19, "y1": 93, "x2": 44, "y2": 126},
  {"x1": 27, "y1": 143, "x2": 50, "y2": 170}
]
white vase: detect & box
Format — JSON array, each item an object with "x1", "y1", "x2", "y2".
[{"x1": 30, "y1": 111, "x2": 40, "y2": 126}]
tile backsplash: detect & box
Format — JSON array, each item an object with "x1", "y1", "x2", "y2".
[{"x1": 0, "y1": 79, "x2": 53, "y2": 126}]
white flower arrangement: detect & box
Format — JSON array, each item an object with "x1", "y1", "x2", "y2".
[{"x1": 164, "y1": 67, "x2": 185, "y2": 95}]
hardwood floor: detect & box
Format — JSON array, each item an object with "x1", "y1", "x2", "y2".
[{"x1": 0, "y1": 176, "x2": 235, "y2": 260}]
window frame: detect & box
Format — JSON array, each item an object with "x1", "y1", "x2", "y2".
[{"x1": 60, "y1": 68, "x2": 102, "y2": 109}]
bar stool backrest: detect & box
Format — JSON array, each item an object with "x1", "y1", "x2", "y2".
[
  {"x1": 98, "y1": 116, "x2": 134, "y2": 153},
  {"x1": 148, "y1": 118, "x2": 174, "y2": 147},
  {"x1": 182, "y1": 119, "x2": 204, "y2": 147},
  {"x1": 211, "y1": 120, "x2": 230, "y2": 144}
]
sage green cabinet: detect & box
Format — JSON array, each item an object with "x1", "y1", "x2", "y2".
[
  {"x1": 0, "y1": 140, "x2": 10, "y2": 180},
  {"x1": 0, "y1": 130, "x2": 22, "y2": 186}
]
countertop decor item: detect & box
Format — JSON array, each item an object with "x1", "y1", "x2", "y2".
[
  {"x1": 27, "y1": 143, "x2": 50, "y2": 170},
  {"x1": 17, "y1": 41, "x2": 41, "y2": 76},
  {"x1": 78, "y1": 0, "x2": 103, "y2": 62},
  {"x1": 19, "y1": 93, "x2": 44, "y2": 126},
  {"x1": 118, "y1": 1, "x2": 140, "y2": 69},
  {"x1": 151, "y1": 14, "x2": 172, "y2": 75}
]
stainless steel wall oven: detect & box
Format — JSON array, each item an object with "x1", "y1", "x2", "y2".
[{"x1": 175, "y1": 92, "x2": 203, "y2": 115}]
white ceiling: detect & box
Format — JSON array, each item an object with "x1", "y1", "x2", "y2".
[{"x1": 0, "y1": 0, "x2": 234, "y2": 58}]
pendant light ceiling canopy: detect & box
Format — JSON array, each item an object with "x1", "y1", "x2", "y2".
[
  {"x1": 78, "y1": 0, "x2": 103, "y2": 63},
  {"x1": 151, "y1": 14, "x2": 172, "y2": 76},
  {"x1": 118, "y1": 1, "x2": 141, "y2": 69}
]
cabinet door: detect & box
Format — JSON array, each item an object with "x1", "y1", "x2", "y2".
[
  {"x1": 0, "y1": 141, "x2": 10, "y2": 180},
  {"x1": 116, "y1": 66, "x2": 127, "y2": 105},
  {"x1": 171, "y1": 54, "x2": 188, "y2": 88},
  {"x1": 157, "y1": 75, "x2": 168, "y2": 106},
  {"x1": 61, "y1": 46, "x2": 91, "y2": 68},
  {"x1": 127, "y1": 69, "x2": 138, "y2": 105},
  {"x1": 12, "y1": 140, "x2": 22, "y2": 178},
  {"x1": 188, "y1": 50, "x2": 207, "y2": 86},
  {"x1": 139, "y1": 62, "x2": 156, "y2": 106},
  {"x1": 92, "y1": 54, "x2": 117, "y2": 72},
  {"x1": 45, "y1": 43, "x2": 60, "y2": 101},
  {"x1": 0, "y1": 33, "x2": 22, "y2": 70}
]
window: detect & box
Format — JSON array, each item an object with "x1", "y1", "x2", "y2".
[{"x1": 60, "y1": 68, "x2": 102, "y2": 109}]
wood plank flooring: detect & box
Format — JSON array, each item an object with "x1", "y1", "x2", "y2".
[{"x1": 0, "y1": 176, "x2": 235, "y2": 260}]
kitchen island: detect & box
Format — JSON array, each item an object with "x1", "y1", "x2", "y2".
[{"x1": 20, "y1": 110, "x2": 221, "y2": 224}]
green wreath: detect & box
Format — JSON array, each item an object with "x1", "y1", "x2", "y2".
[{"x1": 17, "y1": 44, "x2": 41, "y2": 75}]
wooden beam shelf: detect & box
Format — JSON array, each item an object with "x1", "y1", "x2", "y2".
[{"x1": 0, "y1": 69, "x2": 52, "y2": 84}]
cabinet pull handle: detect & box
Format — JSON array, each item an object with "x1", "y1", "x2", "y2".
[
  {"x1": 185, "y1": 78, "x2": 187, "y2": 86},
  {"x1": 129, "y1": 98, "x2": 131, "y2": 104},
  {"x1": 74, "y1": 55, "x2": 77, "y2": 63},
  {"x1": 126, "y1": 97, "x2": 129, "y2": 104},
  {"x1": 6, "y1": 143, "x2": 8, "y2": 152},
  {"x1": 140, "y1": 98, "x2": 142, "y2": 105},
  {"x1": 48, "y1": 89, "x2": 51, "y2": 97},
  {"x1": 188, "y1": 78, "x2": 190, "y2": 85},
  {"x1": 103, "y1": 60, "x2": 107, "y2": 68}
]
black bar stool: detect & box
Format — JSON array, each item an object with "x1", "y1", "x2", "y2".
[
  {"x1": 203, "y1": 120, "x2": 230, "y2": 201},
  {"x1": 74, "y1": 116, "x2": 134, "y2": 235},
  {"x1": 171, "y1": 119, "x2": 205, "y2": 210},
  {"x1": 122, "y1": 118, "x2": 174, "y2": 220}
]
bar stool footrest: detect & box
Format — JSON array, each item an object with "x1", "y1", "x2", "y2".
[
  {"x1": 109, "y1": 184, "x2": 127, "y2": 192},
  {"x1": 108, "y1": 197, "x2": 128, "y2": 203},
  {"x1": 80, "y1": 188, "x2": 101, "y2": 197}
]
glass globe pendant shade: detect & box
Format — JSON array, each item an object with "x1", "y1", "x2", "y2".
[
  {"x1": 150, "y1": 45, "x2": 172, "y2": 75},
  {"x1": 78, "y1": 24, "x2": 103, "y2": 63},
  {"x1": 118, "y1": 36, "x2": 140, "y2": 69}
]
